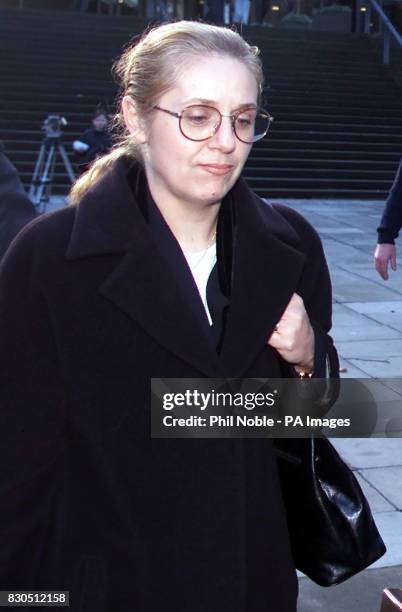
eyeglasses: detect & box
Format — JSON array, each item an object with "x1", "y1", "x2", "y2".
[{"x1": 153, "y1": 104, "x2": 274, "y2": 144}]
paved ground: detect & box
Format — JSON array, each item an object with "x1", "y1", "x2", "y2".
[
  {"x1": 278, "y1": 199, "x2": 402, "y2": 612},
  {"x1": 298, "y1": 564, "x2": 402, "y2": 612},
  {"x1": 48, "y1": 195, "x2": 402, "y2": 611}
]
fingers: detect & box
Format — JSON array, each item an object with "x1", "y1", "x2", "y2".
[
  {"x1": 286, "y1": 292, "x2": 303, "y2": 309},
  {"x1": 271, "y1": 293, "x2": 305, "y2": 329},
  {"x1": 374, "y1": 249, "x2": 388, "y2": 280},
  {"x1": 374, "y1": 244, "x2": 396, "y2": 280},
  {"x1": 375, "y1": 259, "x2": 389, "y2": 281},
  {"x1": 267, "y1": 311, "x2": 314, "y2": 369},
  {"x1": 391, "y1": 250, "x2": 397, "y2": 271},
  {"x1": 267, "y1": 325, "x2": 281, "y2": 348},
  {"x1": 277, "y1": 293, "x2": 304, "y2": 325},
  {"x1": 267, "y1": 292, "x2": 307, "y2": 350}
]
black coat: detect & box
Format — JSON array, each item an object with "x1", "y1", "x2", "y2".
[
  {"x1": 377, "y1": 157, "x2": 402, "y2": 244},
  {"x1": 0, "y1": 156, "x2": 337, "y2": 612}
]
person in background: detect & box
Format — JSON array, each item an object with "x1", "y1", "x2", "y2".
[
  {"x1": 374, "y1": 158, "x2": 402, "y2": 280},
  {"x1": 233, "y1": 0, "x2": 250, "y2": 24},
  {"x1": 72, "y1": 108, "x2": 113, "y2": 173},
  {"x1": 74, "y1": 0, "x2": 90, "y2": 11},
  {"x1": 383, "y1": 0, "x2": 402, "y2": 31},
  {"x1": 0, "y1": 143, "x2": 36, "y2": 259},
  {"x1": 205, "y1": 0, "x2": 226, "y2": 24},
  {"x1": 251, "y1": 0, "x2": 270, "y2": 24}
]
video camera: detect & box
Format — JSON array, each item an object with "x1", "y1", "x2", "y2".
[{"x1": 42, "y1": 115, "x2": 68, "y2": 140}]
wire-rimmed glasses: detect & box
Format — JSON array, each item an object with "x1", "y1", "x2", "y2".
[{"x1": 154, "y1": 104, "x2": 274, "y2": 144}]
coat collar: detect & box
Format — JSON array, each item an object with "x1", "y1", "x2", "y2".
[
  {"x1": 217, "y1": 178, "x2": 306, "y2": 376},
  {"x1": 65, "y1": 156, "x2": 306, "y2": 377}
]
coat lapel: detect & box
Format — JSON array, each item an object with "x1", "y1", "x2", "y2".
[
  {"x1": 65, "y1": 157, "x2": 308, "y2": 378},
  {"x1": 218, "y1": 180, "x2": 307, "y2": 377},
  {"x1": 65, "y1": 157, "x2": 223, "y2": 377},
  {"x1": 98, "y1": 244, "x2": 223, "y2": 377}
]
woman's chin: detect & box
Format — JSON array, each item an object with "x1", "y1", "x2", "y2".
[{"x1": 201, "y1": 178, "x2": 237, "y2": 203}]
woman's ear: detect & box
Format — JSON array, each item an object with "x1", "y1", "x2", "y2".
[{"x1": 121, "y1": 96, "x2": 147, "y2": 143}]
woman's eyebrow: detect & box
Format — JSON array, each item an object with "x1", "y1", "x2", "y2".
[{"x1": 182, "y1": 97, "x2": 258, "y2": 109}]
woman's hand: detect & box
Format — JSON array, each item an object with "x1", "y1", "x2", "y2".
[
  {"x1": 267, "y1": 293, "x2": 315, "y2": 373},
  {"x1": 374, "y1": 243, "x2": 397, "y2": 280}
]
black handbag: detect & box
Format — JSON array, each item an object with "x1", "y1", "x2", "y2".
[{"x1": 274, "y1": 435, "x2": 387, "y2": 586}]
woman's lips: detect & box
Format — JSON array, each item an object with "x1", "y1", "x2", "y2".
[{"x1": 200, "y1": 164, "x2": 234, "y2": 176}]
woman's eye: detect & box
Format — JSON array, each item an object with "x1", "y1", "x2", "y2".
[
  {"x1": 236, "y1": 117, "x2": 252, "y2": 128},
  {"x1": 188, "y1": 114, "x2": 208, "y2": 124}
]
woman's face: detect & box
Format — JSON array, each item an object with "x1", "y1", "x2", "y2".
[{"x1": 127, "y1": 56, "x2": 258, "y2": 209}]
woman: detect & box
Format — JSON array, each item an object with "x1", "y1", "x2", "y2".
[{"x1": 0, "y1": 21, "x2": 338, "y2": 612}]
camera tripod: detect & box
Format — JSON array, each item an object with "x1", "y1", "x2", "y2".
[{"x1": 29, "y1": 136, "x2": 76, "y2": 212}]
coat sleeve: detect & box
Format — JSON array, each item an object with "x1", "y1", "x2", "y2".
[
  {"x1": 272, "y1": 204, "x2": 340, "y2": 391},
  {"x1": 0, "y1": 221, "x2": 68, "y2": 591},
  {"x1": 377, "y1": 158, "x2": 402, "y2": 244},
  {"x1": 296, "y1": 212, "x2": 339, "y2": 381}
]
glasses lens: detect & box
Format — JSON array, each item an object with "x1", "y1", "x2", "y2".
[
  {"x1": 235, "y1": 109, "x2": 271, "y2": 143},
  {"x1": 180, "y1": 106, "x2": 220, "y2": 141}
]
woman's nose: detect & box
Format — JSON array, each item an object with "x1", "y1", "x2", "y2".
[{"x1": 208, "y1": 116, "x2": 237, "y2": 151}]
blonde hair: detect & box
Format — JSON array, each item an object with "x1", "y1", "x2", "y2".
[{"x1": 69, "y1": 20, "x2": 264, "y2": 205}]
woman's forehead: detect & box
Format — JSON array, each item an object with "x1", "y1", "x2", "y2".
[{"x1": 163, "y1": 57, "x2": 258, "y2": 107}]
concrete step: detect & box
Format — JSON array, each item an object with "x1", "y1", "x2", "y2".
[
  {"x1": 252, "y1": 187, "x2": 389, "y2": 198},
  {"x1": 253, "y1": 139, "x2": 402, "y2": 152},
  {"x1": 245, "y1": 157, "x2": 402, "y2": 168},
  {"x1": 245, "y1": 177, "x2": 393, "y2": 189},
  {"x1": 244, "y1": 168, "x2": 397, "y2": 180}
]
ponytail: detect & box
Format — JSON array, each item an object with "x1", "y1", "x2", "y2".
[{"x1": 69, "y1": 146, "x2": 130, "y2": 205}]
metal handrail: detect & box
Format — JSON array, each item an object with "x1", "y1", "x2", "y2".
[{"x1": 357, "y1": 0, "x2": 402, "y2": 64}]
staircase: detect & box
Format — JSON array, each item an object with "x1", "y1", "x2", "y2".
[{"x1": 1, "y1": 7, "x2": 402, "y2": 199}]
